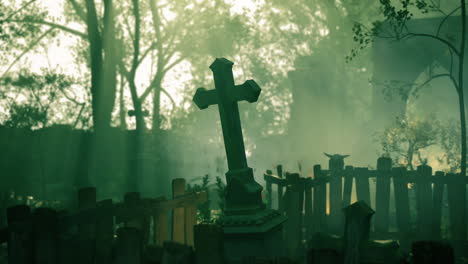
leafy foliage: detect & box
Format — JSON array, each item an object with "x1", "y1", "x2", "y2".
[
  {"x1": 215, "y1": 176, "x2": 226, "y2": 215},
  {"x1": 186, "y1": 174, "x2": 211, "y2": 223},
  {"x1": 0, "y1": 69, "x2": 90, "y2": 129},
  {"x1": 438, "y1": 120, "x2": 465, "y2": 173},
  {"x1": 376, "y1": 115, "x2": 439, "y2": 169}
]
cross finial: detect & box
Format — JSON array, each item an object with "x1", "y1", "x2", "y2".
[{"x1": 192, "y1": 58, "x2": 264, "y2": 214}]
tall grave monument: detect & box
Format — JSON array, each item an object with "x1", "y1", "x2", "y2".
[{"x1": 193, "y1": 58, "x2": 287, "y2": 262}]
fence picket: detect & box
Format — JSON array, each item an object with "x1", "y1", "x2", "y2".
[
  {"x1": 392, "y1": 167, "x2": 411, "y2": 235},
  {"x1": 416, "y1": 165, "x2": 433, "y2": 240},
  {"x1": 354, "y1": 168, "x2": 371, "y2": 207},
  {"x1": 375, "y1": 157, "x2": 392, "y2": 233},
  {"x1": 432, "y1": 171, "x2": 445, "y2": 240},
  {"x1": 313, "y1": 165, "x2": 327, "y2": 233},
  {"x1": 342, "y1": 166, "x2": 354, "y2": 208},
  {"x1": 172, "y1": 178, "x2": 187, "y2": 244}
]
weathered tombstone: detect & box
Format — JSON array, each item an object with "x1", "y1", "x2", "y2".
[
  {"x1": 342, "y1": 201, "x2": 374, "y2": 264},
  {"x1": 192, "y1": 58, "x2": 287, "y2": 262},
  {"x1": 161, "y1": 241, "x2": 194, "y2": 264},
  {"x1": 7, "y1": 205, "x2": 32, "y2": 264},
  {"x1": 375, "y1": 157, "x2": 392, "y2": 234},
  {"x1": 342, "y1": 201, "x2": 401, "y2": 264},
  {"x1": 412, "y1": 241, "x2": 454, "y2": 264},
  {"x1": 115, "y1": 227, "x2": 142, "y2": 264},
  {"x1": 194, "y1": 224, "x2": 224, "y2": 264}
]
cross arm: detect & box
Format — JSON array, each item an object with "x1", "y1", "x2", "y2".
[
  {"x1": 231, "y1": 80, "x2": 261, "y2": 103},
  {"x1": 193, "y1": 87, "x2": 218, "y2": 109}
]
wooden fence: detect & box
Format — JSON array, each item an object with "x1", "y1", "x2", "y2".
[
  {"x1": 264, "y1": 157, "x2": 468, "y2": 251},
  {"x1": 0, "y1": 178, "x2": 206, "y2": 264}
]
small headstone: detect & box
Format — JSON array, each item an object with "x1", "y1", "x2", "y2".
[{"x1": 342, "y1": 201, "x2": 374, "y2": 264}]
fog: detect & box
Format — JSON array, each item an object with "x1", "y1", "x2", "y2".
[{"x1": 0, "y1": 0, "x2": 465, "y2": 201}]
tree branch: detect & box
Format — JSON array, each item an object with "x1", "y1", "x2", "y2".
[
  {"x1": 161, "y1": 88, "x2": 176, "y2": 110},
  {"x1": 162, "y1": 55, "x2": 185, "y2": 74},
  {"x1": 130, "y1": 0, "x2": 140, "y2": 76},
  {"x1": 137, "y1": 42, "x2": 157, "y2": 66},
  {"x1": 3, "y1": 0, "x2": 37, "y2": 21},
  {"x1": 67, "y1": 0, "x2": 87, "y2": 22},
  {"x1": 415, "y1": 73, "x2": 459, "y2": 94},
  {"x1": 6, "y1": 19, "x2": 86, "y2": 38},
  {"x1": 402, "y1": 32, "x2": 460, "y2": 56},
  {"x1": 436, "y1": 6, "x2": 461, "y2": 37},
  {"x1": 1, "y1": 28, "x2": 54, "y2": 78}
]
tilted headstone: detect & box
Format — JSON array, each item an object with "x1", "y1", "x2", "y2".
[
  {"x1": 192, "y1": 58, "x2": 286, "y2": 262},
  {"x1": 343, "y1": 200, "x2": 374, "y2": 264},
  {"x1": 343, "y1": 201, "x2": 401, "y2": 264},
  {"x1": 193, "y1": 58, "x2": 264, "y2": 214}
]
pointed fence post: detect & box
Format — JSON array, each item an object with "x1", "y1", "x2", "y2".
[
  {"x1": 313, "y1": 165, "x2": 327, "y2": 233},
  {"x1": 354, "y1": 168, "x2": 371, "y2": 208},
  {"x1": 342, "y1": 166, "x2": 354, "y2": 209},
  {"x1": 172, "y1": 178, "x2": 186, "y2": 244},
  {"x1": 416, "y1": 165, "x2": 432, "y2": 240},
  {"x1": 375, "y1": 157, "x2": 392, "y2": 234},
  {"x1": 432, "y1": 171, "x2": 445, "y2": 240}
]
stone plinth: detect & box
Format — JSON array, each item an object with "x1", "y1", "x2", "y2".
[{"x1": 218, "y1": 209, "x2": 287, "y2": 263}]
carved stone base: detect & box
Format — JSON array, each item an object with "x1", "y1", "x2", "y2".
[{"x1": 218, "y1": 209, "x2": 287, "y2": 263}]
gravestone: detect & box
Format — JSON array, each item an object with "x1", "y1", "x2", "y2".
[
  {"x1": 343, "y1": 201, "x2": 401, "y2": 264},
  {"x1": 192, "y1": 58, "x2": 287, "y2": 263}
]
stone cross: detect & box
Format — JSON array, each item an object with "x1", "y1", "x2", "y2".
[{"x1": 193, "y1": 58, "x2": 264, "y2": 214}]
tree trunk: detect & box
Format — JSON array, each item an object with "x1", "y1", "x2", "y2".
[
  {"x1": 127, "y1": 80, "x2": 146, "y2": 192},
  {"x1": 85, "y1": 0, "x2": 117, "y2": 186},
  {"x1": 119, "y1": 74, "x2": 127, "y2": 130},
  {"x1": 458, "y1": 0, "x2": 467, "y2": 240}
]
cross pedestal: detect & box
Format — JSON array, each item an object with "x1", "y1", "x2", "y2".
[{"x1": 193, "y1": 58, "x2": 287, "y2": 263}]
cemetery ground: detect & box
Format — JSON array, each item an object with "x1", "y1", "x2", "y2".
[{"x1": 1, "y1": 158, "x2": 468, "y2": 264}]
